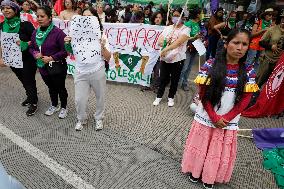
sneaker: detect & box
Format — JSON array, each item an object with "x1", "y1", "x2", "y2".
[
  {"x1": 44, "y1": 106, "x2": 60, "y2": 116},
  {"x1": 168, "y1": 98, "x2": 174, "y2": 107},
  {"x1": 21, "y1": 99, "x2": 30, "y2": 107},
  {"x1": 153, "y1": 98, "x2": 162, "y2": 106},
  {"x1": 58, "y1": 108, "x2": 68, "y2": 119},
  {"x1": 26, "y1": 104, "x2": 37, "y2": 116},
  {"x1": 203, "y1": 182, "x2": 214, "y2": 189},
  {"x1": 95, "y1": 120, "x2": 103, "y2": 131},
  {"x1": 75, "y1": 121, "x2": 87, "y2": 131},
  {"x1": 188, "y1": 173, "x2": 198, "y2": 183}
]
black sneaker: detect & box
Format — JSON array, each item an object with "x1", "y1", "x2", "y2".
[
  {"x1": 188, "y1": 173, "x2": 199, "y2": 183},
  {"x1": 21, "y1": 99, "x2": 30, "y2": 107},
  {"x1": 26, "y1": 104, "x2": 37, "y2": 116},
  {"x1": 203, "y1": 182, "x2": 214, "y2": 189}
]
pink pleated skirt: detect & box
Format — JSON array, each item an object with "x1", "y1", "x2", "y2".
[{"x1": 181, "y1": 120, "x2": 237, "y2": 184}]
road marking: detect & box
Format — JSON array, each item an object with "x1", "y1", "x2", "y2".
[{"x1": 0, "y1": 123, "x2": 96, "y2": 189}]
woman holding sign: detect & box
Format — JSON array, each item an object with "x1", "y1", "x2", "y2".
[
  {"x1": 64, "y1": 7, "x2": 111, "y2": 131},
  {"x1": 0, "y1": 0, "x2": 38, "y2": 116},
  {"x1": 29, "y1": 6, "x2": 68, "y2": 119},
  {"x1": 153, "y1": 8, "x2": 190, "y2": 107}
]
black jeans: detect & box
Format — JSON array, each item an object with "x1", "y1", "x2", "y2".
[
  {"x1": 41, "y1": 69, "x2": 68, "y2": 109},
  {"x1": 10, "y1": 61, "x2": 38, "y2": 105},
  {"x1": 206, "y1": 34, "x2": 219, "y2": 60},
  {"x1": 151, "y1": 59, "x2": 161, "y2": 88},
  {"x1": 157, "y1": 60, "x2": 184, "y2": 99}
]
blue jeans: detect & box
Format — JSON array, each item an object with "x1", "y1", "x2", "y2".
[
  {"x1": 179, "y1": 51, "x2": 197, "y2": 87},
  {"x1": 246, "y1": 49, "x2": 261, "y2": 72},
  {"x1": 206, "y1": 35, "x2": 219, "y2": 60}
]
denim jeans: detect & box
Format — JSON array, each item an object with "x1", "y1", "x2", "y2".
[
  {"x1": 246, "y1": 49, "x2": 261, "y2": 72},
  {"x1": 179, "y1": 51, "x2": 197, "y2": 87}
]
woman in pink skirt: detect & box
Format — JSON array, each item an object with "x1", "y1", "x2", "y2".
[{"x1": 181, "y1": 29, "x2": 259, "y2": 189}]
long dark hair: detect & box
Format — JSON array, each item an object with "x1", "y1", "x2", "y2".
[
  {"x1": 202, "y1": 29, "x2": 251, "y2": 107},
  {"x1": 150, "y1": 11, "x2": 164, "y2": 25},
  {"x1": 82, "y1": 7, "x2": 103, "y2": 32}
]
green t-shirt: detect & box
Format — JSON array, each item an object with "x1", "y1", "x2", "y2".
[{"x1": 184, "y1": 20, "x2": 200, "y2": 37}]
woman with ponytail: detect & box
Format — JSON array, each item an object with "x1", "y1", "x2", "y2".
[{"x1": 181, "y1": 29, "x2": 259, "y2": 189}]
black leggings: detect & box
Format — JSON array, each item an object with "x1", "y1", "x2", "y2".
[
  {"x1": 157, "y1": 60, "x2": 184, "y2": 99},
  {"x1": 10, "y1": 61, "x2": 38, "y2": 104},
  {"x1": 41, "y1": 70, "x2": 68, "y2": 109}
]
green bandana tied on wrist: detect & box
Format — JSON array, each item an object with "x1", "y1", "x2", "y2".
[
  {"x1": 35, "y1": 23, "x2": 54, "y2": 68},
  {"x1": 262, "y1": 19, "x2": 272, "y2": 30},
  {"x1": 64, "y1": 43, "x2": 73, "y2": 54},
  {"x1": 2, "y1": 17, "x2": 21, "y2": 33},
  {"x1": 20, "y1": 41, "x2": 29, "y2": 51},
  {"x1": 228, "y1": 18, "x2": 236, "y2": 28}
]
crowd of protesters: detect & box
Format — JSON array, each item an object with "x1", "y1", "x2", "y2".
[{"x1": 0, "y1": 0, "x2": 283, "y2": 188}]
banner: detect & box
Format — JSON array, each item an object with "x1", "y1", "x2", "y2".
[
  {"x1": 1, "y1": 32, "x2": 23, "y2": 68},
  {"x1": 0, "y1": 15, "x2": 164, "y2": 86},
  {"x1": 65, "y1": 22, "x2": 164, "y2": 86},
  {"x1": 242, "y1": 53, "x2": 284, "y2": 118},
  {"x1": 104, "y1": 23, "x2": 163, "y2": 86}
]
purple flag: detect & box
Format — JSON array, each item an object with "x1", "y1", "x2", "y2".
[
  {"x1": 210, "y1": 0, "x2": 219, "y2": 14},
  {"x1": 252, "y1": 128, "x2": 284, "y2": 150}
]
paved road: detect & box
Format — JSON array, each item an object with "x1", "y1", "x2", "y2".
[{"x1": 0, "y1": 66, "x2": 282, "y2": 189}]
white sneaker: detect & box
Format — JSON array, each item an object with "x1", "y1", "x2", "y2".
[
  {"x1": 168, "y1": 98, "x2": 174, "y2": 107},
  {"x1": 44, "y1": 106, "x2": 60, "y2": 116},
  {"x1": 75, "y1": 121, "x2": 87, "y2": 131},
  {"x1": 95, "y1": 120, "x2": 103, "y2": 131},
  {"x1": 153, "y1": 98, "x2": 162, "y2": 106},
  {"x1": 58, "y1": 108, "x2": 68, "y2": 119}
]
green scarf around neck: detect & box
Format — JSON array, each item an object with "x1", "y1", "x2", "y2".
[
  {"x1": 262, "y1": 19, "x2": 272, "y2": 30},
  {"x1": 2, "y1": 17, "x2": 21, "y2": 33},
  {"x1": 228, "y1": 18, "x2": 236, "y2": 28},
  {"x1": 35, "y1": 23, "x2": 54, "y2": 68}
]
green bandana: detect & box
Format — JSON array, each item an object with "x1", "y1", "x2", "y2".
[
  {"x1": 35, "y1": 23, "x2": 54, "y2": 68},
  {"x1": 184, "y1": 20, "x2": 200, "y2": 37},
  {"x1": 262, "y1": 19, "x2": 272, "y2": 30},
  {"x1": 20, "y1": 41, "x2": 29, "y2": 51},
  {"x1": 64, "y1": 43, "x2": 73, "y2": 54},
  {"x1": 144, "y1": 18, "x2": 150, "y2": 24},
  {"x1": 2, "y1": 17, "x2": 21, "y2": 33},
  {"x1": 228, "y1": 18, "x2": 236, "y2": 28},
  {"x1": 21, "y1": 10, "x2": 33, "y2": 14}
]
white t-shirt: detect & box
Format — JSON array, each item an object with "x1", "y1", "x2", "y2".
[
  {"x1": 75, "y1": 34, "x2": 110, "y2": 74},
  {"x1": 98, "y1": 12, "x2": 105, "y2": 23},
  {"x1": 160, "y1": 25, "x2": 190, "y2": 63}
]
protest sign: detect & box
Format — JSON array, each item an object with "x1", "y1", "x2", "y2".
[
  {"x1": 69, "y1": 16, "x2": 102, "y2": 64},
  {"x1": 1, "y1": 32, "x2": 23, "y2": 68}
]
